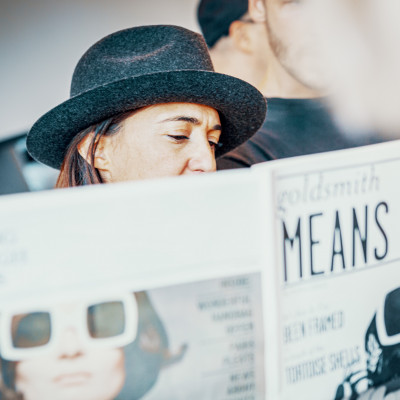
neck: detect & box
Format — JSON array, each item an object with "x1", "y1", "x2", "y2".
[
  {"x1": 210, "y1": 41, "x2": 266, "y2": 92},
  {"x1": 259, "y1": 56, "x2": 322, "y2": 99}
]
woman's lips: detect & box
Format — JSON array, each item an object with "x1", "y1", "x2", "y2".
[{"x1": 53, "y1": 372, "x2": 92, "y2": 386}]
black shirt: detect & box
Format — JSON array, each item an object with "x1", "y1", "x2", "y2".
[{"x1": 217, "y1": 97, "x2": 384, "y2": 170}]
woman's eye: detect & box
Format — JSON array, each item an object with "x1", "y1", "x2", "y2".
[
  {"x1": 167, "y1": 135, "x2": 189, "y2": 142},
  {"x1": 209, "y1": 141, "x2": 222, "y2": 150}
]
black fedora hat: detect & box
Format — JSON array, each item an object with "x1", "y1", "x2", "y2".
[{"x1": 27, "y1": 25, "x2": 266, "y2": 169}]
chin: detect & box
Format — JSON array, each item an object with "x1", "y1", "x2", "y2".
[
  {"x1": 286, "y1": 56, "x2": 331, "y2": 92},
  {"x1": 295, "y1": 69, "x2": 331, "y2": 92}
]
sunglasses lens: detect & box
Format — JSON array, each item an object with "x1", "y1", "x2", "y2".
[
  {"x1": 384, "y1": 288, "x2": 400, "y2": 337},
  {"x1": 11, "y1": 312, "x2": 51, "y2": 349},
  {"x1": 87, "y1": 301, "x2": 125, "y2": 339}
]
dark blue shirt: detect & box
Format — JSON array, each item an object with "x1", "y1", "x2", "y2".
[{"x1": 217, "y1": 97, "x2": 384, "y2": 169}]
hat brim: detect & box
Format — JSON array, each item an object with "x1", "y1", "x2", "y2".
[{"x1": 27, "y1": 70, "x2": 266, "y2": 169}]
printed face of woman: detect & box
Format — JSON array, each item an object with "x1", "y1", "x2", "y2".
[
  {"x1": 92, "y1": 102, "x2": 222, "y2": 183},
  {"x1": 14, "y1": 303, "x2": 126, "y2": 400}
]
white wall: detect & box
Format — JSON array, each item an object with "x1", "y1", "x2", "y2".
[{"x1": 0, "y1": 0, "x2": 201, "y2": 140}]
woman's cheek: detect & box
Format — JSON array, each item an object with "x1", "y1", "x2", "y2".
[{"x1": 87, "y1": 348, "x2": 126, "y2": 397}]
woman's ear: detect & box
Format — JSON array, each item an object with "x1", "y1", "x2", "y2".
[
  {"x1": 77, "y1": 132, "x2": 109, "y2": 172},
  {"x1": 77, "y1": 132, "x2": 94, "y2": 164},
  {"x1": 249, "y1": 0, "x2": 267, "y2": 23}
]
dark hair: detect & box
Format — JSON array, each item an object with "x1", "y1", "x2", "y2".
[
  {"x1": 0, "y1": 359, "x2": 21, "y2": 400},
  {"x1": 197, "y1": 0, "x2": 248, "y2": 48},
  {"x1": 56, "y1": 110, "x2": 136, "y2": 188}
]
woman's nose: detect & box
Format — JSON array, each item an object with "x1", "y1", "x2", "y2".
[
  {"x1": 187, "y1": 140, "x2": 216, "y2": 173},
  {"x1": 57, "y1": 328, "x2": 84, "y2": 358}
]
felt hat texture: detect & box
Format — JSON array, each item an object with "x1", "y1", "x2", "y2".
[
  {"x1": 27, "y1": 25, "x2": 266, "y2": 169},
  {"x1": 197, "y1": 0, "x2": 248, "y2": 48}
]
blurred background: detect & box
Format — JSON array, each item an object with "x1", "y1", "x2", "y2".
[
  {"x1": 2, "y1": 0, "x2": 400, "y2": 195},
  {"x1": 0, "y1": 0, "x2": 199, "y2": 194}
]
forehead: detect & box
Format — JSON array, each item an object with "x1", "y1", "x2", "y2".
[{"x1": 134, "y1": 102, "x2": 220, "y2": 122}]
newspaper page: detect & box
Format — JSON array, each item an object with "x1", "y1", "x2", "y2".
[
  {"x1": 0, "y1": 170, "x2": 269, "y2": 400},
  {"x1": 256, "y1": 140, "x2": 400, "y2": 400}
]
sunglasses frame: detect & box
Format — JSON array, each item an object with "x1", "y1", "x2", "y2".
[
  {"x1": 376, "y1": 291, "x2": 400, "y2": 347},
  {"x1": 0, "y1": 292, "x2": 138, "y2": 361}
]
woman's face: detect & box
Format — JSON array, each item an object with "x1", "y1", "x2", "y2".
[
  {"x1": 13, "y1": 303, "x2": 126, "y2": 400},
  {"x1": 94, "y1": 102, "x2": 222, "y2": 183}
]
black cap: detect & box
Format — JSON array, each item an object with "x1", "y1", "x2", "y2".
[{"x1": 197, "y1": 0, "x2": 248, "y2": 48}]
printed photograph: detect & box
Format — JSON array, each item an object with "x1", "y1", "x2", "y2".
[{"x1": 0, "y1": 273, "x2": 264, "y2": 400}]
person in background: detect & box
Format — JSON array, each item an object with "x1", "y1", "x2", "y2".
[
  {"x1": 197, "y1": 0, "x2": 270, "y2": 93},
  {"x1": 26, "y1": 25, "x2": 266, "y2": 187},
  {"x1": 199, "y1": 0, "x2": 384, "y2": 169}
]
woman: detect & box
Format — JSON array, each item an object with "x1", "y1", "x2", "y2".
[
  {"x1": 0, "y1": 291, "x2": 175, "y2": 400},
  {"x1": 26, "y1": 25, "x2": 266, "y2": 187},
  {"x1": 15, "y1": 24, "x2": 266, "y2": 400}
]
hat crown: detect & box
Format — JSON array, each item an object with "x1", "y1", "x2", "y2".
[{"x1": 71, "y1": 25, "x2": 214, "y2": 97}]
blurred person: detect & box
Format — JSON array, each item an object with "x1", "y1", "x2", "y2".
[
  {"x1": 305, "y1": 0, "x2": 400, "y2": 137},
  {"x1": 216, "y1": 0, "x2": 384, "y2": 170},
  {"x1": 0, "y1": 291, "x2": 177, "y2": 400},
  {"x1": 25, "y1": 25, "x2": 266, "y2": 187},
  {"x1": 249, "y1": 0, "x2": 329, "y2": 98},
  {"x1": 197, "y1": 0, "x2": 270, "y2": 92}
]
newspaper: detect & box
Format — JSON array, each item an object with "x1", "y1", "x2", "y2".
[
  {"x1": 0, "y1": 171, "x2": 268, "y2": 400},
  {"x1": 254, "y1": 140, "x2": 400, "y2": 400},
  {"x1": 1, "y1": 141, "x2": 400, "y2": 400}
]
